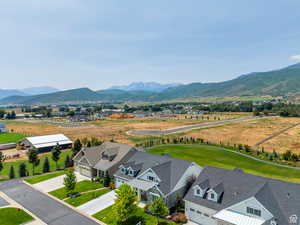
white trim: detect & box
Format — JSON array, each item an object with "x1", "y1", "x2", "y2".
[{"x1": 136, "y1": 168, "x2": 161, "y2": 183}]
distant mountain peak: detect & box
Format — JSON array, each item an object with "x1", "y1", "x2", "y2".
[{"x1": 109, "y1": 82, "x2": 182, "y2": 92}]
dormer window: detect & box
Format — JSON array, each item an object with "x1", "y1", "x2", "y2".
[
  {"x1": 148, "y1": 176, "x2": 155, "y2": 182},
  {"x1": 247, "y1": 207, "x2": 261, "y2": 217},
  {"x1": 121, "y1": 167, "x2": 126, "y2": 174},
  {"x1": 210, "y1": 193, "x2": 215, "y2": 199},
  {"x1": 207, "y1": 190, "x2": 218, "y2": 202},
  {"x1": 196, "y1": 189, "x2": 201, "y2": 195}
]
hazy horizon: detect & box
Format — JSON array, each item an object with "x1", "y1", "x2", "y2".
[{"x1": 1, "y1": 0, "x2": 300, "y2": 90}]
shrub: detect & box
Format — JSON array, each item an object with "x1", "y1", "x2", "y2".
[{"x1": 172, "y1": 213, "x2": 187, "y2": 224}]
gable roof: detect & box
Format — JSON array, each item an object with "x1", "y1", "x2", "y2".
[
  {"x1": 115, "y1": 151, "x2": 193, "y2": 195},
  {"x1": 74, "y1": 142, "x2": 138, "y2": 171},
  {"x1": 184, "y1": 166, "x2": 300, "y2": 225}
]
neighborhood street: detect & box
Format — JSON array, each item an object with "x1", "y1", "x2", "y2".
[{"x1": 0, "y1": 179, "x2": 101, "y2": 225}]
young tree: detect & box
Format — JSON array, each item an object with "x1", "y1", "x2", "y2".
[
  {"x1": 9, "y1": 165, "x2": 15, "y2": 179},
  {"x1": 64, "y1": 170, "x2": 77, "y2": 196},
  {"x1": 149, "y1": 198, "x2": 169, "y2": 225},
  {"x1": 103, "y1": 171, "x2": 111, "y2": 187},
  {"x1": 19, "y1": 163, "x2": 27, "y2": 177},
  {"x1": 52, "y1": 144, "x2": 61, "y2": 170},
  {"x1": 64, "y1": 155, "x2": 71, "y2": 169},
  {"x1": 27, "y1": 148, "x2": 39, "y2": 175},
  {"x1": 43, "y1": 157, "x2": 50, "y2": 173},
  {"x1": 0, "y1": 152, "x2": 4, "y2": 174},
  {"x1": 113, "y1": 184, "x2": 138, "y2": 223},
  {"x1": 72, "y1": 139, "x2": 82, "y2": 157}
]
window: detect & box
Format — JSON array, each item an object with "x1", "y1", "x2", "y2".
[
  {"x1": 247, "y1": 207, "x2": 261, "y2": 217},
  {"x1": 204, "y1": 213, "x2": 210, "y2": 217},
  {"x1": 210, "y1": 193, "x2": 215, "y2": 199},
  {"x1": 121, "y1": 168, "x2": 126, "y2": 174},
  {"x1": 128, "y1": 170, "x2": 133, "y2": 176},
  {"x1": 196, "y1": 210, "x2": 202, "y2": 214},
  {"x1": 190, "y1": 208, "x2": 195, "y2": 212},
  {"x1": 148, "y1": 176, "x2": 155, "y2": 181},
  {"x1": 196, "y1": 189, "x2": 201, "y2": 195}
]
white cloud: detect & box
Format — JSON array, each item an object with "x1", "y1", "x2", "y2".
[{"x1": 290, "y1": 55, "x2": 300, "y2": 61}]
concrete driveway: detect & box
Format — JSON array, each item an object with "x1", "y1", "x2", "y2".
[
  {"x1": 33, "y1": 172, "x2": 89, "y2": 193},
  {"x1": 78, "y1": 190, "x2": 116, "y2": 215},
  {"x1": 0, "y1": 179, "x2": 101, "y2": 225}
]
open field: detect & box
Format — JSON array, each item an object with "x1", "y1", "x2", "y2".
[
  {"x1": 0, "y1": 208, "x2": 33, "y2": 225},
  {"x1": 184, "y1": 117, "x2": 300, "y2": 153},
  {"x1": 3, "y1": 114, "x2": 250, "y2": 145},
  {"x1": 0, "y1": 133, "x2": 27, "y2": 144},
  {"x1": 147, "y1": 145, "x2": 300, "y2": 184}
]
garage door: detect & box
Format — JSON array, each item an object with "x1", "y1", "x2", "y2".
[{"x1": 80, "y1": 167, "x2": 91, "y2": 177}]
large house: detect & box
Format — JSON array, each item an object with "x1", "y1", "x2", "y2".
[
  {"x1": 184, "y1": 166, "x2": 300, "y2": 225},
  {"x1": 114, "y1": 151, "x2": 202, "y2": 208},
  {"x1": 73, "y1": 142, "x2": 138, "y2": 178},
  {"x1": 19, "y1": 134, "x2": 72, "y2": 152},
  {"x1": 0, "y1": 123, "x2": 7, "y2": 133}
]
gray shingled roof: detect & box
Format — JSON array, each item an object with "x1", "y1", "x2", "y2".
[
  {"x1": 73, "y1": 142, "x2": 137, "y2": 171},
  {"x1": 115, "y1": 151, "x2": 193, "y2": 195},
  {"x1": 184, "y1": 166, "x2": 300, "y2": 225}
]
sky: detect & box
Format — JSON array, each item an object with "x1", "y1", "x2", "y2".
[{"x1": 1, "y1": 0, "x2": 300, "y2": 90}]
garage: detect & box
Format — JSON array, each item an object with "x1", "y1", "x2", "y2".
[{"x1": 79, "y1": 166, "x2": 91, "y2": 177}]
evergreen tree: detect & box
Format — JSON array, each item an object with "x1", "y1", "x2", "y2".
[
  {"x1": 72, "y1": 139, "x2": 82, "y2": 157},
  {"x1": 19, "y1": 163, "x2": 27, "y2": 177},
  {"x1": 9, "y1": 165, "x2": 15, "y2": 179},
  {"x1": 51, "y1": 144, "x2": 61, "y2": 170},
  {"x1": 149, "y1": 198, "x2": 169, "y2": 224},
  {"x1": 64, "y1": 155, "x2": 71, "y2": 169},
  {"x1": 43, "y1": 157, "x2": 50, "y2": 173},
  {"x1": 27, "y1": 148, "x2": 39, "y2": 175},
  {"x1": 103, "y1": 171, "x2": 111, "y2": 187}
]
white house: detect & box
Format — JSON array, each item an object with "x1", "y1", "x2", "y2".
[
  {"x1": 184, "y1": 166, "x2": 300, "y2": 225},
  {"x1": 0, "y1": 123, "x2": 7, "y2": 133}
]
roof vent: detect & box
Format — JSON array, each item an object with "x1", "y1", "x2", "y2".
[{"x1": 287, "y1": 193, "x2": 291, "y2": 199}]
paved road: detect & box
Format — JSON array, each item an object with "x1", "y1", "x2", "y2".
[
  {"x1": 0, "y1": 179, "x2": 100, "y2": 225},
  {"x1": 0, "y1": 196, "x2": 9, "y2": 207},
  {"x1": 128, "y1": 116, "x2": 266, "y2": 136}
]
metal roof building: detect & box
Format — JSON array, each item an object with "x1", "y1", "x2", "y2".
[{"x1": 20, "y1": 134, "x2": 72, "y2": 152}]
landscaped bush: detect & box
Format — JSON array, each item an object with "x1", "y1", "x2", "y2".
[{"x1": 171, "y1": 213, "x2": 187, "y2": 224}]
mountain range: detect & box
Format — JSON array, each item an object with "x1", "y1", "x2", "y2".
[
  {"x1": 0, "y1": 86, "x2": 59, "y2": 99},
  {"x1": 109, "y1": 82, "x2": 181, "y2": 92},
  {"x1": 1, "y1": 63, "x2": 300, "y2": 105}
]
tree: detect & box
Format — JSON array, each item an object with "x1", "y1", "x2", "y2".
[
  {"x1": 19, "y1": 163, "x2": 27, "y2": 177},
  {"x1": 103, "y1": 171, "x2": 111, "y2": 187},
  {"x1": 72, "y1": 139, "x2": 82, "y2": 157},
  {"x1": 149, "y1": 198, "x2": 169, "y2": 224},
  {"x1": 64, "y1": 170, "x2": 77, "y2": 196},
  {"x1": 9, "y1": 165, "x2": 15, "y2": 179},
  {"x1": 113, "y1": 184, "x2": 138, "y2": 223},
  {"x1": 64, "y1": 155, "x2": 72, "y2": 169},
  {"x1": 0, "y1": 152, "x2": 4, "y2": 174},
  {"x1": 43, "y1": 157, "x2": 50, "y2": 173},
  {"x1": 27, "y1": 148, "x2": 39, "y2": 175},
  {"x1": 52, "y1": 144, "x2": 61, "y2": 170}
]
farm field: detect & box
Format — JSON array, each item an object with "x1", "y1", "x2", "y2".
[
  {"x1": 184, "y1": 117, "x2": 300, "y2": 153},
  {"x1": 147, "y1": 145, "x2": 300, "y2": 184},
  {"x1": 3, "y1": 113, "x2": 249, "y2": 145},
  {"x1": 0, "y1": 133, "x2": 27, "y2": 144}
]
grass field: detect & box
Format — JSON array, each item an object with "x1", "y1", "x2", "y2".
[
  {"x1": 25, "y1": 171, "x2": 66, "y2": 184},
  {"x1": 0, "y1": 208, "x2": 33, "y2": 225},
  {"x1": 147, "y1": 145, "x2": 300, "y2": 184},
  {"x1": 184, "y1": 117, "x2": 300, "y2": 153},
  {"x1": 0, "y1": 133, "x2": 27, "y2": 144},
  {"x1": 0, "y1": 150, "x2": 71, "y2": 180},
  {"x1": 65, "y1": 189, "x2": 110, "y2": 207},
  {"x1": 93, "y1": 206, "x2": 176, "y2": 225},
  {"x1": 49, "y1": 180, "x2": 104, "y2": 200}
]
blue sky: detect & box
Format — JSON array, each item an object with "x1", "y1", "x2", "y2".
[{"x1": 1, "y1": 0, "x2": 300, "y2": 90}]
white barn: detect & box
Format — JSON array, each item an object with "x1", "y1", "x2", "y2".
[{"x1": 20, "y1": 134, "x2": 72, "y2": 152}]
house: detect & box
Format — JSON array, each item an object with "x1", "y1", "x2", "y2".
[
  {"x1": 73, "y1": 142, "x2": 138, "y2": 178},
  {"x1": 114, "y1": 151, "x2": 202, "y2": 208},
  {"x1": 184, "y1": 166, "x2": 300, "y2": 225},
  {"x1": 0, "y1": 123, "x2": 7, "y2": 133},
  {"x1": 19, "y1": 134, "x2": 72, "y2": 152}
]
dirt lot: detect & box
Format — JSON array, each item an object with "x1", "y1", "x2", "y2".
[
  {"x1": 4, "y1": 114, "x2": 249, "y2": 145},
  {"x1": 185, "y1": 117, "x2": 300, "y2": 153}
]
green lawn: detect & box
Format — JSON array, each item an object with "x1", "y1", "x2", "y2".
[
  {"x1": 0, "y1": 208, "x2": 34, "y2": 225},
  {"x1": 49, "y1": 180, "x2": 104, "y2": 199},
  {"x1": 25, "y1": 171, "x2": 66, "y2": 184},
  {"x1": 0, "y1": 133, "x2": 27, "y2": 144},
  {"x1": 65, "y1": 189, "x2": 110, "y2": 207},
  {"x1": 147, "y1": 144, "x2": 300, "y2": 184},
  {"x1": 93, "y1": 206, "x2": 176, "y2": 225},
  {"x1": 0, "y1": 150, "x2": 71, "y2": 179}
]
